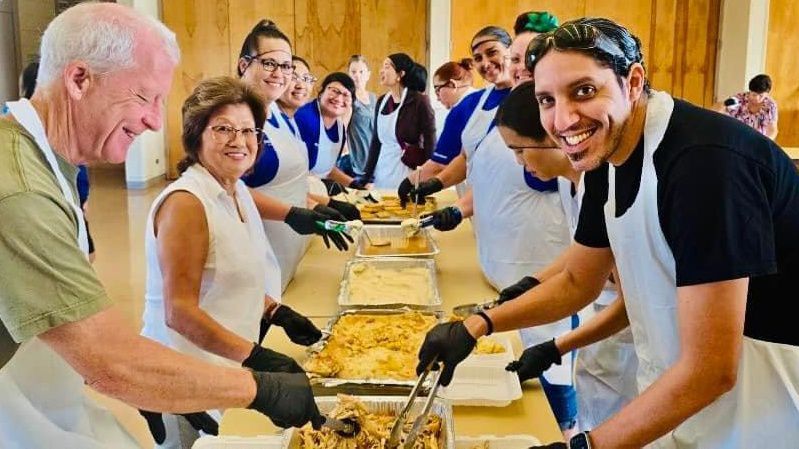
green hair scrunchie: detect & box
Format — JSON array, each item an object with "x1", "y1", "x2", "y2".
[{"x1": 524, "y1": 11, "x2": 559, "y2": 33}]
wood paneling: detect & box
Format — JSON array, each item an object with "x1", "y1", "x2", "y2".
[
  {"x1": 450, "y1": 0, "x2": 720, "y2": 106},
  {"x1": 162, "y1": 0, "x2": 427, "y2": 178},
  {"x1": 766, "y1": 0, "x2": 799, "y2": 148}
]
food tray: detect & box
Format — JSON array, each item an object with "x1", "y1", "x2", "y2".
[
  {"x1": 454, "y1": 435, "x2": 541, "y2": 449},
  {"x1": 192, "y1": 436, "x2": 283, "y2": 449},
  {"x1": 355, "y1": 225, "x2": 440, "y2": 258},
  {"x1": 358, "y1": 196, "x2": 438, "y2": 224},
  {"x1": 283, "y1": 395, "x2": 454, "y2": 449},
  {"x1": 305, "y1": 308, "x2": 444, "y2": 395},
  {"x1": 338, "y1": 257, "x2": 442, "y2": 311}
]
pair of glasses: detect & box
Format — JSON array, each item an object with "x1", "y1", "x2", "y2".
[
  {"x1": 433, "y1": 81, "x2": 463, "y2": 94},
  {"x1": 207, "y1": 125, "x2": 263, "y2": 145},
  {"x1": 292, "y1": 73, "x2": 317, "y2": 84},
  {"x1": 526, "y1": 23, "x2": 631, "y2": 71},
  {"x1": 325, "y1": 86, "x2": 351, "y2": 100},
  {"x1": 246, "y1": 56, "x2": 295, "y2": 75}
]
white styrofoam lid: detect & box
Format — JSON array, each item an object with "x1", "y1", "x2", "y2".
[
  {"x1": 191, "y1": 435, "x2": 284, "y2": 449},
  {"x1": 455, "y1": 434, "x2": 542, "y2": 448}
]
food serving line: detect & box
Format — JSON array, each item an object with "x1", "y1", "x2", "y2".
[{"x1": 204, "y1": 190, "x2": 562, "y2": 448}]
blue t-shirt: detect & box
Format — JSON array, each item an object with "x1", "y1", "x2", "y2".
[
  {"x1": 294, "y1": 99, "x2": 344, "y2": 171},
  {"x1": 241, "y1": 114, "x2": 282, "y2": 187},
  {"x1": 431, "y1": 87, "x2": 510, "y2": 164}
]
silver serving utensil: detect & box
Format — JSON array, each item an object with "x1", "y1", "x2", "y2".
[
  {"x1": 320, "y1": 415, "x2": 360, "y2": 438},
  {"x1": 451, "y1": 299, "x2": 501, "y2": 318},
  {"x1": 386, "y1": 358, "x2": 437, "y2": 449},
  {"x1": 402, "y1": 369, "x2": 443, "y2": 449}
]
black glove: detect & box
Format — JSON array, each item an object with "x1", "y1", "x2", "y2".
[
  {"x1": 283, "y1": 206, "x2": 353, "y2": 251},
  {"x1": 506, "y1": 339, "x2": 562, "y2": 382},
  {"x1": 243, "y1": 344, "x2": 305, "y2": 373},
  {"x1": 529, "y1": 443, "x2": 567, "y2": 449},
  {"x1": 321, "y1": 178, "x2": 346, "y2": 196},
  {"x1": 497, "y1": 276, "x2": 541, "y2": 304},
  {"x1": 399, "y1": 177, "x2": 443, "y2": 208},
  {"x1": 348, "y1": 178, "x2": 368, "y2": 190},
  {"x1": 428, "y1": 206, "x2": 462, "y2": 232},
  {"x1": 248, "y1": 371, "x2": 324, "y2": 429},
  {"x1": 268, "y1": 305, "x2": 322, "y2": 346},
  {"x1": 416, "y1": 321, "x2": 476, "y2": 386},
  {"x1": 138, "y1": 410, "x2": 219, "y2": 445},
  {"x1": 327, "y1": 198, "x2": 361, "y2": 221}
]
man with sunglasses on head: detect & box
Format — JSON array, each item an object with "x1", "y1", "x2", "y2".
[{"x1": 417, "y1": 17, "x2": 799, "y2": 449}]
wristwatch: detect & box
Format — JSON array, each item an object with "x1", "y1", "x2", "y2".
[{"x1": 569, "y1": 431, "x2": 592, "y2": 449}]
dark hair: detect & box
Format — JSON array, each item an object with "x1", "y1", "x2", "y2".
[
  {"x1": 348, "y1": 54, "x2": 368, "y2": 68},
  {"x1": 237, "y1": 20, "x2": 292, "y2": 77},
  {"x1": 471, "y1": 26, "x2": 512, "y2": 51},
  {"x1": 320, "y1": 72, "x2": 356, "y2": 99},
  {"x1": 20, "y1": 61, "x2": 40, "y2": 99},
  {"x1": 748, "y1": 74, "x2": 772, "y2": 93},
  {"x1": 513, "y1": 11, "x2": 559, "y2": 35},
  {"x1": 495, "y1": 81, "x2": 548, "y2": 142},
  {"x1": 388, "y1": 53, "x2": 427, "y2": 92},
  {"x1": 292, "y1": 55, "x2": 310, "y2": 72},
  {"x1": 527, "y1": 17, "x2": 651, "y2": 94},
  {"x1": 179, "y1": 76, "x2": 267, "y2": 174},
  {"x1": 433, "y1": 58, "x2": 474, "y2": 85}
]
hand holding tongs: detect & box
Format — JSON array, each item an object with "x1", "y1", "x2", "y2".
[
  {"x1": 386, "y1": 358, "x2": 443, "y2": 449},
  {"x1": 451, "y1": 297, "x2": 502, "y2": 318}
]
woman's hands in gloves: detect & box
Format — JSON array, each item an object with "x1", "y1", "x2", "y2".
[
  {"x1": 505, "y1": 339, "x2": 561, "y2": 382},
  {"x1": 416, "y1": 321, "x2": 476, "y2": 386},
  {"x1": 426, "y1": 206, "x2": 462, "y2": 231},
  {"x1": 266, "y1": 305, "x2": 322, "y2": 346},
  {"x1": 398, "y1": 177, "x2": 443, "y2": 208},
  {"x1": 283, "y1": 206, "x2": 353, "y2": 251},
  {"x1": 138, "y1": 410, "x2": 219, "y2": 445},
  {"x1": 242, "y1": 344, "x2": 304, "y2": 373},
  {"x1": 497, "y1": 276, "x2": 541, "y2": 304},
  {"x1": 327, "y1": 198, "x2": 361, "y2": 221},
  {"x1": 248, "y1": 371, "x2": 324, "y2": 429}
]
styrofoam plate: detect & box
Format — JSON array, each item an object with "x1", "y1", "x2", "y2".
[
  {"x1": 439, "y1": 361, "x2": 523, "y2": 407},
  {"x1": 192, "y1": 435, "x2": 284, "y2": 449},
  {"x1": 455, "y1": 434, "x2": 541, "y2": 448}
]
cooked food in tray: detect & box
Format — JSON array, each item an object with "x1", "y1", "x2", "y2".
[
  {"x1": 361, "y1": 233, "x2": 434, "y2": 256},
  {"x1": 347, "y1": 262, "x2": 432, "y2": 305},
  {"x1": 304, "y1": 312, "x2": 438, "y2": 380},
  {"x1": 473, "y1": 337, "x2": 506, "y2": 355},
  {"x1": 358, "y1": 195, "x2": 436, "y2": 220},
  {"x1": 297, "y1": 395, "x2": 442, "y2": 449}
]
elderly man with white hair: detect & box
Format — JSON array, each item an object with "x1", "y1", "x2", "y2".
[{"x1": 0, "y1": 3, "x2": 324, "y2": 448}]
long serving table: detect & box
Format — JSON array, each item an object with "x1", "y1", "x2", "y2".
[{"x1": 218, "y1": 190, "x2": 563, "y2": 443}]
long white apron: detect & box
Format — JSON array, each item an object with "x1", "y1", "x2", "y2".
[
  {"x1": 373, "y1": 88, "x2": 411, "y2": 189},
  {"x1": 309, "y1": 103, "x2": 344, "y2": 178},
  {"x1": 605, "y1": 91, "x2": 799, "y2": 448},
  {"x1": 257, "y1": 104, "x2": 311, "y2": 292},
  {"x1": 457, "y1": 86, "x2": 500, "y2": 198},
  {"x1": 0, "y1": 99, "x2": 139, "y2": 448},
  {"x1": 467, "y1": 126, "x2": 574, "y2": 385}
]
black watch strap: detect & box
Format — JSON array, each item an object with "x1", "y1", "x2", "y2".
[{"x1": 569, "y1": 431, "x2": 592, "y2": 449}]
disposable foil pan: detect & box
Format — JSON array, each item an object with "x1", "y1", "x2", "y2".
[
  {"x1": 355, "y1": 225, "x2": 440, "y2": 258},
  {"x1": 282, "y1": 395, "x2": 454, "y2": 449},
  {"x1": 305, "y1": 308, "x2": 444, "y2": 395},
  {"x1": 337, "y1": 257, "x2": 441, "y2": 311}
]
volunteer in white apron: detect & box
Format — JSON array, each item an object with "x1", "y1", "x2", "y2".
[
  {"x1": 432, "y1": 58, "x2": 477, "y2": 139},
  {"x1": 494, "y1": 82, "x2": 639, "y2": 432},
  {"x1": 296, "y1": 72, "x2": 363, "y2": 196},
  {"x1": 417, "y1": 18, "x2": 799, "y2": 449},
  {"x1": 362, "y1": 53, "x2": 436, "y2": 190}
]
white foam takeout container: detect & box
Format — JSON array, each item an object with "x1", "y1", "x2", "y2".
[{"x1": 454, "y1": 434, "x2": 542, "y2": 448}]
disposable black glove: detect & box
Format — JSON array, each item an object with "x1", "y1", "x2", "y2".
[
  {"x1": 399, "y1": 177, "x2": 443, "y2": 208},
  {"x1": 529, "y1": 443, "x2": 567, "y2": 449},
  {"x1": 505, "y1": 339, "x2": 562, "y2": 382},
  {"x1": 284, "y1": 206, "x2": 353, "y2": 251},
  {"x1": 242, "y1": 344, "x2": 305, "y2": 373},
  {"x1": 327, "y1": 198, "x2": 361, "y2": 221},
  {"x1": 497, "y1": 276, "x2": 541, "y2": 304},
  {"x1": 348, "y1": 178, "x2": 368, "y2": 190},
  {"x1": 138, "y1": 410, "x2": 219, "y2": 445},
  {"x1": 416, "y1": 321, "x2": 476, "y2": 386},
  {"x1": 427, "y1": 206, "x2": 462, "y2": 232},
  {"x1": 268, "y1": 305, "x2": 322, "y2": 346},
  {"x1": 321, "y1": 178, "x2": 346, "y2": 196},
  {"x1": 248, "y1": 371, "x2": 324, "y2": 429}
]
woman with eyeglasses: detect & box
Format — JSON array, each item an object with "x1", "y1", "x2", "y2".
[
  {"x1": 432, "y1": 58, "x2": 476, "y2": 139},
  {"x1": 361, "y1": 53, "x2": 436, "y2": 189},
  {"x1": 341, "y1": 54, "x2": 376, "y2": 179},
  {"x1": 295, "y1": 72, "x2": 365, "y2": 195},
  {"x1": 276, "y1": 55, "x2": 314, "y2": 135},
  {"x1": 239, "y1": 22, "x2": 355, "y2": 294},
  {"x1": 141, "y1": 76, "x2": 317, "y2": 449}
]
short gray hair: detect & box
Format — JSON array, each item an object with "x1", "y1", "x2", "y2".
[{"x1": 38, "y1": 2, "x2": 180, "y2": 87}]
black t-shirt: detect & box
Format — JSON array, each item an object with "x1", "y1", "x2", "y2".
[{"x1": 575, "y1": 98, "x2": 799, "y2": 346}]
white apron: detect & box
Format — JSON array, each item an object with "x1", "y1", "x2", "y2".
[
  {"x1": 457, "y1": 86, "x2": 501, "y2": 198},
  {"x1": 373, "y1": 88, "x2": 411, "y2": 189},
  {"x1": 605, "y1": 91, "x2": 799, "y2": 448},
  {"x1": 467, "y1": 125, "x2": 574, "y2": 385},
  {"x1": 0, "y1": 99, "x2": 139, "y2": 448},
  {"x1": 257, "y1": 103, "x2": 311, "y2": 292},
  {"x1": 309, "y1": 102, "x2": 344, "y2": 179}
]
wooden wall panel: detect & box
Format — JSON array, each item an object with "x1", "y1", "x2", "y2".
[
  {"x1": 450, "y1": 0, "x2": 720, "y2": 106},
  {"x1": 766, "y1": 0, "x2": 799, "y2": 148},
  {"x1": 163, "y1": 0, "x2": 231, "y2": 179}
]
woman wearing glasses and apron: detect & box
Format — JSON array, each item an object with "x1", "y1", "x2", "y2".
[{"x1": 361, "y1": 53, "x2": 436, "y2": 190}]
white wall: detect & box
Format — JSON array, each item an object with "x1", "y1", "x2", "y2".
[
  {"x1": 715, "y1": 0, "x2": 770, "y2": 102},
  {"x1": 121, "y1": 0, "x2": 168, "y2": 189},
  {"x1": 427, "y1": 0, "x2": 452, "y2": 137}
]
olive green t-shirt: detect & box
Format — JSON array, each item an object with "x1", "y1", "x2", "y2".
[{"x1": 0, "y1": 117, "x2": 112, "y2": 368}]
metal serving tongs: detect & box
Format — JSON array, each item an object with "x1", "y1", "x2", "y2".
[
  {"x1": 318, "y1": 415, "x2": 361, "y2": 438},
  {"x1": 451, "y1": 297, "x2": 502, "y2": 319},
  {"x1": 386, "y1": 358, "x2": 442, "y2": 449}
]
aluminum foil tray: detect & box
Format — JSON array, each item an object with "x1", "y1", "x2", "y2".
[
  {"x1": 355, "y1": 225, "x2": 440, "y2": 258},
  {"x1": 338, "y1": 257, "x2": 441, "y2": 311},
  {"x1": 282, "y1": 395, "x2": 454, "y2": 449},
  {"x1": 305, "y1": 308, "x2": 444, "y2": 395},
  {"x1": 358, "y1": 196, "x2": 438, "y2": 224}
]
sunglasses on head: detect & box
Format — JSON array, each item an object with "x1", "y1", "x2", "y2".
[{"x1": 526, "y1": 23, "x2": 631, "y2": 71}]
